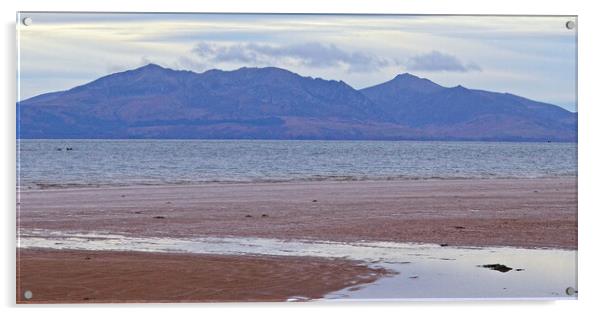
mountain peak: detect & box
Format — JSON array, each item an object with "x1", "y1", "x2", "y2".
[
  {"x1": 364, "y1": 72, "x2": 443, "y2": 94},
  {"x1": 394, "y1": 73, "x2": 421, "y2": 80},
  {"x1": 18, "y1": 64, "x2": 576, "y2": 141},
  {"x1": 135, "y1": 63, "x2": 168, "y2": 72}
]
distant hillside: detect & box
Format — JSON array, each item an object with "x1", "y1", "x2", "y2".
[{"x1": 17, "y1": 64, "x2": 577, "y2": 141}]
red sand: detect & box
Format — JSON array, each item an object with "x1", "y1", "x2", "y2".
[
  {"x1": 16, "y1": 178, "x2": 577, "y2": 303},
  {"x1": 17, "y1": 249, "x2": 386, "y2": 303},
  {"x1": 18, "y1": 178, "x2": 577, "y2": 249}
]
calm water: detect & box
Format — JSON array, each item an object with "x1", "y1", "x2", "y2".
[
  {"x1": 19, "y1": 229, "x2": 577, "y2": 299},
  {"x1": 17, "y1": 140, "x2": 577, "y2": 189}
]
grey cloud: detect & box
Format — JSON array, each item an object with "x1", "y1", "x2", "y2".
[
  {"x1": 192, "y1": 41, "x2": 387, "y2": 73},
  {"x1": 406, "y1": 51, "x2": 482, "y2": 72},
  {"x1": 175, "y1": 56, "x2": 208, "y2": 72}
]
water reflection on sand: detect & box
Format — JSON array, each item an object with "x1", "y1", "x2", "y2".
[{"x1": 18, "y1": 229, "x2": 577, "y2": 300}]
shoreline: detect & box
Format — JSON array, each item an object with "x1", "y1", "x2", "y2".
[
  {"x1": 17, "y1": 175, "x2": 577, "y2": 192},
  {"x1": 16, "y1": 237, "x2": 577, "y2": 302}
]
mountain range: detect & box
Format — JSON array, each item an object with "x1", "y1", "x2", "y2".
[{"x1": 17, "y1": 64, "x2": 577, "y2": 141}]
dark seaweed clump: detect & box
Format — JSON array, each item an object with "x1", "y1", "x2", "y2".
[{"x1": 479, "y1": 264, "x2": 513, "y2": 273}]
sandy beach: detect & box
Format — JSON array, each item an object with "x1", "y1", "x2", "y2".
[
  {"x1": 18, "y1": 177, "x2": 577, "y2": 248},
  {"x1": 17, "y1": 249, "x2": 385, "y2": 303},
  {"x1": 17, "y1": 177, "x2": 577, "y2": 302}
]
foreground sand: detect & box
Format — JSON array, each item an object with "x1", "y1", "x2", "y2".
[
  {"x1": 16, "y1": 178, "x2": 577, "y2": 303},
  {"x1": 17, "y1": 249, "x2": 385, "y2": 303},
  {"x1": 18, "y1": 177, "x2": 577, "y2": 249}
]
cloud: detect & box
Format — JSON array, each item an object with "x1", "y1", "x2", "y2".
[
  {"x1": 406, "y1": 51, "x2": 482, "y2": 72},
  {"x1": 18, "y1": 14, "x2": 573, "y2": 109},
  {"x1": 192, "y1": 41, "x2": 388, "y2": 73}
]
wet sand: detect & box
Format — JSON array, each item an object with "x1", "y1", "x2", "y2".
[
  {"x1": 16, "y1": 178, "x2": 577, "y2": 303},
  {"x1": 18, "y1": 177, "x2": 577, "y2": 249},
  {"x1": 17, "y1": 248, "x2": 385, "y2": 303}
]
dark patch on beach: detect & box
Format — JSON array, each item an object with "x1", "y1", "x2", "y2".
[
  {"x1": 134, "y1": 211, "x2": 142, "y2": 214},
  {"x1": 479, "y1": 263, "x2": 513, "y2": 273},
  {"x1": 515, "y1": 268, "x2": 525, "y2": 271},
  {"x1": 84, "y1": 257, "x2": 91, "y2": 260},
  {"x1": 453, "y1": 226, "x2": 466, "y2": 230},
  {"x1": 440, "y1": 243, "x2": 449, "y2": 247},
  {"x1": 261, "y1": 214, "x2": 269, "y2": 218},
  {"x1": 121, "y1": 195, "x2": 126, "y2": 198},
  {"x1": 312, "y1": 200, "x2": 318, "y2": 202},
  {"x1": 153, "y1": 216, "x2": 166, "y2": 219},
  {"x1": 245, "y1": 214, "x2": 253, "y2": 218},
  {"x1": 408, "y1": 275, "x2": 419, "y2": 279}
]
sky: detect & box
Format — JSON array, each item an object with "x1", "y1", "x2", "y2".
[{"x1": 17, "y1": 13, "x2": 577, "y2": 111}]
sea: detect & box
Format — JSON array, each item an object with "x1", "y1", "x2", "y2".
[{"x1": 17, "y1": 139, "x2": 577, "y2": 190}]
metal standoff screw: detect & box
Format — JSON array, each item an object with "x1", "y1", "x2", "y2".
[
  {"x1": 565, "y1": 287, "x2": 576, "y2": 296},
  {"x1": 23, "y1": 290, "x2": 33, "y2": 300},
  {"x1": 565, "y1": 20, "x2": 575, "y2": 30}
]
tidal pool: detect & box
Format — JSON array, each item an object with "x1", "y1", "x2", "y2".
[{"x1": 18, "y1": 229, "x2": 577, "y2": 300}]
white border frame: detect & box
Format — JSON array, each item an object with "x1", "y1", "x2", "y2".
[{"x1": 2, "y1": 1, "x2": 600, "y2": 315}]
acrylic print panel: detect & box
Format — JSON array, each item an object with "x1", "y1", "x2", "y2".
[{"x1": 16, "y1": 12, "x2": 577, "y2": 303}]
